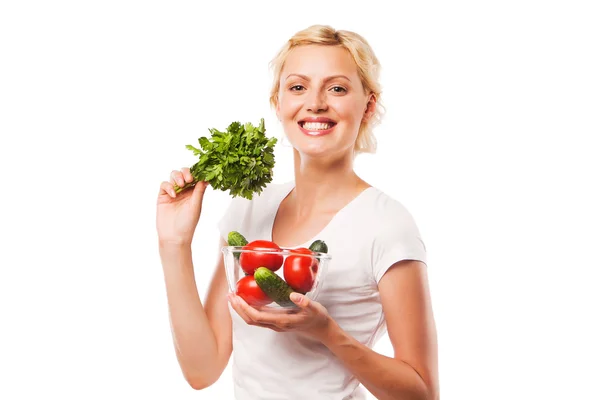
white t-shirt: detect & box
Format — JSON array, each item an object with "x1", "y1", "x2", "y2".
[{"x1": 217, "y1": 180, "x2": 427, "y2": 400}]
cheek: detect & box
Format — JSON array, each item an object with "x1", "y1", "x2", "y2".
[
  {"x1": 331, "y1": 99, "x2": 365, "y2": 125},
  {"x1": 278, "y1": 93, "x2": 303, "y2": 118}
]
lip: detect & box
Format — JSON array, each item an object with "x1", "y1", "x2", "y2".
[
  {"x1": 299, "y1": 117, "x2": 337, "y2": 124},
  {"x1": 298, "y1": 117, "x2": 337, "y2": 137}
]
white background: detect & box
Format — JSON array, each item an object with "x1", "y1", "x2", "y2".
[{"x1": 1, "y1": 1, "x2": 599, "y2": 399}]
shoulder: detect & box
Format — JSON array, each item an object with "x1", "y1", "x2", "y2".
[
  {"x1": 219, "y1": 179, "x2": 293, "y2": 224},
  {"x1": 255, "y1": 180, "x2": 295, "y2": 202},
  {"x1": 366, "y1": 187, "x2": 420, "y2": 232},
  {"x1": 365, "y1": 187, "x2": 428, "y2": 280},
  {"x1": 365, "y1": 187, "x2": 426, "y2": 255},
  {"x1": 226, "y1": 180, "x2": 294, "y2": 209},
  {"x1": 217, "y1": 180, "x2": 294, "y2": 241}
]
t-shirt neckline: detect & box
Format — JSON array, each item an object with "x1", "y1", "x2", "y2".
[{"x1": 268, "y1": 181, "x2": 377, "y2": 249}]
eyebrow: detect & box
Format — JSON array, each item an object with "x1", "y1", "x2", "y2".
[{"x1": 285, "y1": 73, "x2": 351, "y2": 82}]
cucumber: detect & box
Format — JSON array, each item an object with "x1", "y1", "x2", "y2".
[
  {"x1": 228, "y1": 231, "x2": 248, "y2": 260},
  {"x1": 254, "y1": 267, "x2": 295, "y2": 307},
  {"x1": 309, "y1": 239, "x2": 328, "y2": 254},
  {"x1": 228, "y1": 231, "x2": 248, "y2": 247}
]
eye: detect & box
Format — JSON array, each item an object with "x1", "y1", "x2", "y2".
[
  {"x1": 289, "y1": 85, "x2": 305, "y2": 92},
  {"x1": 330, "y1": 86, "x2": 347, "y2": 93}
]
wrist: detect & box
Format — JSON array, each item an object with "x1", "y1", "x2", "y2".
[
  {"x1": 159, "y1": 240, "x2": 193, "y2": 260},
  {"x1": 316, "y1": 316, "x2": 342, "y2": 347}
]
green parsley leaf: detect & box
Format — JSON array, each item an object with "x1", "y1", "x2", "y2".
[{"x1": 174, "y1": 118, "x2": 277, "y2": 200}]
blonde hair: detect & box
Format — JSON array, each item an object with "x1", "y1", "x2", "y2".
[{"x1": 269, "y1": 25, "x2": 385, "y2": 155}]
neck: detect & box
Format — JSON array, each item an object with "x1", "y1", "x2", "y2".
[{"x1": 289, "y1": 149, "x2": 366, "y2": 216}]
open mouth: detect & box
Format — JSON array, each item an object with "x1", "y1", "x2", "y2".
[{"x1": 298, "y1": 121, "x2": 336, "y2": 131}]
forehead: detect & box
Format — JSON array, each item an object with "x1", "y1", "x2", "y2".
[{"x1": 281, "y1": 45, "x2": 360, "y2": 81}]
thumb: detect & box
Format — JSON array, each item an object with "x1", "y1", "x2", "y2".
[
  {"x1": 290, "y1": 292, "x2": 311, "y2": 309},
  {"x1": 190, "y1": 180, "x2": 209, "y2": 207}
]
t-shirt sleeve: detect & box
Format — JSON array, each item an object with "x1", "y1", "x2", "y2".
[
  {"x1": 217, "y1": 196, "x2": 249, "y2": 242},
  {"x1": 372, "y1": 207, "x2": 427, "y2": 283}
]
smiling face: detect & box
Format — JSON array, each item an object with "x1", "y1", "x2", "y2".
[{"x1": 276, "y1": 45, "x2": 375, "y2": 159}]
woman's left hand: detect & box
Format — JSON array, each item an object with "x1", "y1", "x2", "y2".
[{"x1": 228, "y1": 292, "x2": 333, "y2": 341}]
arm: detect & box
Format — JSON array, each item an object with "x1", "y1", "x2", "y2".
[
  {"x1": 318, "y1": 260, "x2": 439, "y2": 400},
  {"x1": 160, "y1": 237, "x2": 232, "y2": 389}
]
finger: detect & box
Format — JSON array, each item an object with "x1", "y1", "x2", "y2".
[
  {"x1": 190, "y1": 180, "x2": 209, "y2": 207},
  {"x1": 290, "y1": 292, "x2": 314, "y2": 310},
  {"x1": 170, "y1": 170, "x2": 185, "y2": 188},
  {"x1": 235, "y1": 295, "x2": 284, "y2": 327},
  {"x1": 159, "y1": 181, "x2": 176, "y2": 198},
  {"x1": 232, "y1": 301, "x2": 283, "y2": 331},
  {"x1": 234, "y1": 295, "x2": 268, "y2": 325},
  {"x1": 264, "y1": 325, "x2": 285, "y2": 333},
  {"x1": 228, "y1": 294, "x2": 253, "y2": 325},
  {"x1": 182, "y1": 167, "x2": 194, "y2": 183},
  {"x1": 256, "y1": 305, "x2": 299, "y2": 315}
]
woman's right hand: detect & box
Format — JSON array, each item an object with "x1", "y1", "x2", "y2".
[{"x1": 156, "y1": 167, "x2": 209, "y2": 246}]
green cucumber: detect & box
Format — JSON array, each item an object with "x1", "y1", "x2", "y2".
[
  {"x1": 254, "y1": 267, "x2": 295, "y2": 307},
  {"x1": 309, "y1": 239, "x2": 328, "y2": 254},
  {"x1": 228, "y1": 231, "x2": 248, "y2": 247},
  {"x1": 228, "y1": 231, "x2": 248, "y2": 260}
]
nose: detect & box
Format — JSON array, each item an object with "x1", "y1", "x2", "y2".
[{"x1": 306, "y1": 89, "x2": 328, "y2": 113}]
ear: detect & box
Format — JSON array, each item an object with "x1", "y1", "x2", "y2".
[
  {"x1": 275, "y1": 100, "x2": 281, "y2": 122},
  {"x1": 362, "y1": 93, "x2": 377, "y2": 122}
]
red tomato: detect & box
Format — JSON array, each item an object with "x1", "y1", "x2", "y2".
[
  {"x1": 283, "y1": 247, "x2": 318, "y2": 294},
  {"x1": 239, "y1": 240, "x2": 283, "y2": 275},
  {"x1": 235, "y1": 275, "x2": 272, "y2": 307}
]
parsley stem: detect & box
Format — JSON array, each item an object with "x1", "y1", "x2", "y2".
[{"x1": 173, "y1": 180, "x2": 197, "y2": 194}]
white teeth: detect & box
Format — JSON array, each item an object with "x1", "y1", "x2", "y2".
[{"x1": 302, "y1": 121, "x2": 333, "y2": 131}]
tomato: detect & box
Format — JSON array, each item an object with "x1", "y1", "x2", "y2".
[
  {"x1": 239, "y1": 240, "x2": 283, "y2": 275},
  {"x1": 283, "y1": 247, "x2": 318, "y2": 294},
  {"x1": 235, "y1": 275, "x2": 272, "y2": 307}
]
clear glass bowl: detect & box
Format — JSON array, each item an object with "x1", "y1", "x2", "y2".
[{"x1": 222, "y1": 246, "x2": 332, "y2": 309}]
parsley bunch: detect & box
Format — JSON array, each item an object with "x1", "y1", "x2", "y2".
[{"x1": 174, "y1": 118, "x2": 277, "y2": 200}]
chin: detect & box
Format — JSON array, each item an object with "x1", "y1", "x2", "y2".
[{"x1": 294, "y1": 141, "x2": 353, "y2": 161}]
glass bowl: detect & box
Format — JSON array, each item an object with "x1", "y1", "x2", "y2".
[{"x1": 222, "y1": 246, "x2": 331, "y2": 310}]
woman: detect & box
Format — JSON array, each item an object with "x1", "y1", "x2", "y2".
[{"x1": 157, "y1": 25, "x2": 439, "y2": 400}]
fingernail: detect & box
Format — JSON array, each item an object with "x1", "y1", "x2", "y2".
[{"x1": 290, "y1": 293, "x2": 301, "y2": 302}]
